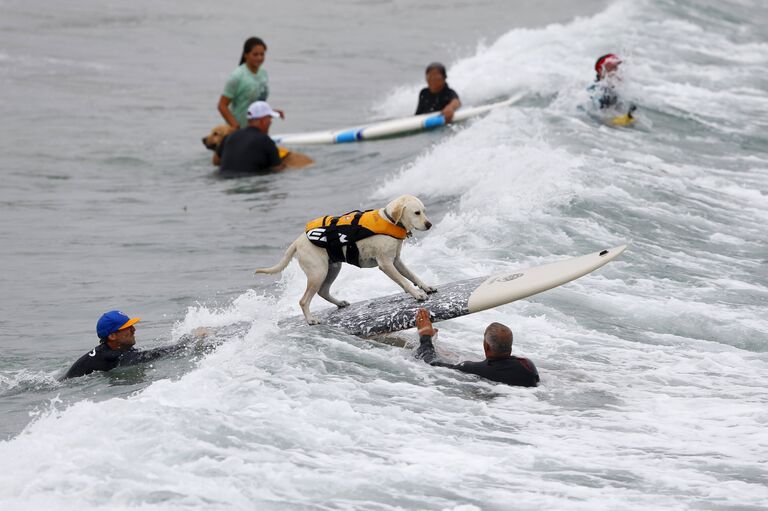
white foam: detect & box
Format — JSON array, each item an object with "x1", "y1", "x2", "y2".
[{"x1": 3, "y1": 0, "x2": 768, "y2": 508}]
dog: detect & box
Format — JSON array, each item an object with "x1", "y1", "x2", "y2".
[
  {"x1": 202, "y1": 124, "x2": 313, "y2": 169},
  {"x1": 202, "y1": 124, "x2": 236, "y2": 151},
  {"x1": 255, "y1": 195, "x2": 436, "y2": 324}
]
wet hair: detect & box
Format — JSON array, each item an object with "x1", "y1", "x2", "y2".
[
  {"x1": 484, "y1": 322, "x2": 513, "y2": 354},
  {"x1": 239, "y1": 37, "x2": 268, "y2": 65},
  {"x1": 425, "y1": 62, "x2": 447, "y2": 79}
]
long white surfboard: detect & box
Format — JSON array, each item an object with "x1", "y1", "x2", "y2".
[
  {"x1": 283, "y1": 244, "x2": 627, "y2": 337},
  {"x1": 272, "y1": 94, "x2": 523, "y2": 146}
]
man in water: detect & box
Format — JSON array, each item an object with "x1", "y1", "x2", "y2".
[
  {"x1": 214, "y1": 100, "x2": 285, "y2": 175},
  {"x1": 413, "y1": 308, "x2": 539, "y2": 387},
  {"x1": 588, "y1": 53, "x2": 636, "y2": 123},
  {"x1": 62, "y1": 310, "x2": 187, "y2": 379},
  {"x1": 415, "y1": 62, "x2": 461, "y2": 123}
]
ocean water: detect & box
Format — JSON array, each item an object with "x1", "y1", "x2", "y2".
[{"x1": 1, "y1": 0, "x2": 767, "y2": 509}]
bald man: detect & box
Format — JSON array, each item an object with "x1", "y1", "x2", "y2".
[{"x1": 414, "y1": 308, "x2": 539, "y2": 387}]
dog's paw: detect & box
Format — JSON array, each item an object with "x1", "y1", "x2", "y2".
[
  {"x1": 337, "y1": 301, "x2": 350, "y2": 308},
  {"x1": 422, "y1": 285, "x2": 438, "y2": 294},
  {"x1": 306, "y1": 316, "x2": 321, "y2": 325},
  {"x1": 412, "y1": 290, "x2": 429, "y2": 301}
]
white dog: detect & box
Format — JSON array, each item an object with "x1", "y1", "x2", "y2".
[{"x1": 255, "y1": 195, "x2": 436, "y2": 324}]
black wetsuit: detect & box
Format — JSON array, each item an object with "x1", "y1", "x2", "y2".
[
  {"x1": 415, "y1": 85, "x2": 460, "y2": 115},
  {"x1": 62, "y1": 342, "x2": 185, "y2": 380},
  {"x1": 216, "y1": 126, "x2": 281, "y2": 176},
  {"x1": 416, "y1": 335, "x2": 540, "y2": 387}
]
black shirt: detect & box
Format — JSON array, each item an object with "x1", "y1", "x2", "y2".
[
  {"x1": 415, "y1": 85, "x2": 460, "y2": 115},
  {"x1": 416, "y1": 335, "x2": 540, "y2": 387},
  {"x1": 62, "y1": 342, "x2": 185, "y2": 380},
  {"x1": 216, "y1": 126, "x2": 281, "y2": 175}
]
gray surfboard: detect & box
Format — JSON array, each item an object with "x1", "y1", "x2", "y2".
[{"x1": 282, "y1": 244, "x2": 627, "y2": 338}]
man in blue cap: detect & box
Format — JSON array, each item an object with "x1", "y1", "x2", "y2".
[{"x1": 62, "y1": 311, "x2": 185, "y2": 379}]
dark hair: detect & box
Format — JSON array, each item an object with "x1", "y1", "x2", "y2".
[
  {"x1": 425, "y1": 62, "x2": 447, "y2": 79},
  {"x1": 239, "y1": 37, "x2": 268, "y2": 65}
]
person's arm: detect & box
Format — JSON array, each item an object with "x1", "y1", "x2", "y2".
[
  {"x1": 415, "y1": 334, "x2": 439, "y2": 364},
  {"x1": 442, "y1": 97, "x2": 461, "y2": 123},
  {"x1": 217, "y1": 96, "x2": 239, "y2": 129},
  {"x1": 117, "y1": 343, "x2": 187, "y2": 367},
  {"x1": 414, "y1": 308, "x2": 456, "y2": 368}
]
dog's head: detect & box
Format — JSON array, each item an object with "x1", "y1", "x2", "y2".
[
  {"x1": 202, "y1": 124, "x2": 236, "y2": 150},
  {"x1": 385, "y1": 195, "x2": 432, "y2": 232}
]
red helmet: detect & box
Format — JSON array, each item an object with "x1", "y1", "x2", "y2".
[{"x1": 595, "y1": 53, "x2": 622, "y2": 79}]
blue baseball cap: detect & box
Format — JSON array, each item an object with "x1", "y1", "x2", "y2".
[{"x1": 97, "y1": 310, "x2": 140, "y2": 339}]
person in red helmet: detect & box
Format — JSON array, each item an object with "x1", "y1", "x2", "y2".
[
  {"x1": 588, "y1": 53, "x2": 636, "y2": 124},
  {"x1": 595, "y1": 53, "x2": 622, "y2": 81}
]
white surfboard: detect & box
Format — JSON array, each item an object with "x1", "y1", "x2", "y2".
[
  {"x1": 272, "y1": 94, "x2": 523, "y2": 146},
  {"x1": 283, "y1": 244, "x2": 627, "y2": 337}
]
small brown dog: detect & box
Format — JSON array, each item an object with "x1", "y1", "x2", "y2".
[{"x1": 202, "y1": 124, "x2": 312, "y2": 168}]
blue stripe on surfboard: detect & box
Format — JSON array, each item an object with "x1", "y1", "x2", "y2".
[
  {"x1": 423, "y1": 114, "x2": 446, "y2": 129},
  {"x1": 335, "y1": 130, "x2": 363, "y2": 143}
]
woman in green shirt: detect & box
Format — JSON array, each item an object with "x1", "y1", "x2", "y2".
[{"x1": 218, "y1": 37, "x2": 283, "y2": 129}]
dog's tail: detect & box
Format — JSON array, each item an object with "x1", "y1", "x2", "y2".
[{"x1": 255, "y1": 239, "x2": 299, "y2": 275}]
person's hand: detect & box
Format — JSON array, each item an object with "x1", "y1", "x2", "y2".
[
  {"x1": 415, "y1": 308, "x2": 438, "y2": 337},
  {"x1": 275, "y1": 109, "x2": 285, "y2": 119},
  {"x1": 442, "y1": 106, "x2": 455, "y2": 123}
]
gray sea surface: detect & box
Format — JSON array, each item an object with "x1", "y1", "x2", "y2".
[{"x1": 1, "y1": 0, "x2": 767, "y2": 509}]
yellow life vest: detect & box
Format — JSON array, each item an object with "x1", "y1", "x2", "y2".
[{"x1": 305, "y1": 210, "x2": 407, "y2": 266}]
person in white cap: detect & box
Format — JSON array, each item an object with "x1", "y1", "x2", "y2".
[{"x1": 213, "y1": 101, "x2": 285, "y2": 175}]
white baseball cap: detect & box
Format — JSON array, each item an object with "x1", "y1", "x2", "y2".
[{"x1": 246, "y1": 101, "x2": 281, "y2": 120}]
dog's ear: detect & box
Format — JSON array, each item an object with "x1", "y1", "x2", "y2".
[{"x1": 388, "y1": 198, "x2": 405, "y2": 224}]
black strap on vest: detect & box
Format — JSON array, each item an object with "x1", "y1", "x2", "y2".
[
  {"x1": 322, "y1": 210, "x2": 370, "y2": 266},
  {"x1": 324, "y1": 215, "x2": 345, "y2": 264},
  {"x1": 343, "y1": 210, "x2": 366, "y2": 266}
]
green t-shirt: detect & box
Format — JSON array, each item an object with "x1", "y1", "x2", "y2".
[{"x1": 222, "y1": 64, "x2": 270, "y2": 127}]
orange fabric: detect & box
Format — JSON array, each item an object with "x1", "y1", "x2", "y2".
[{"x1": 305, "y1": 210, "x2": 406, "y2": 239}]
